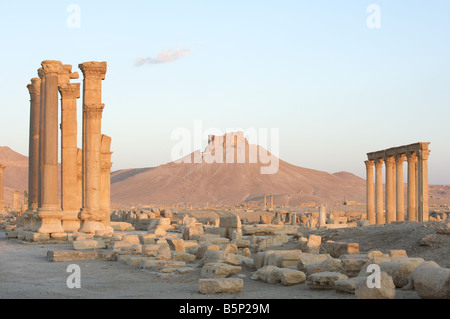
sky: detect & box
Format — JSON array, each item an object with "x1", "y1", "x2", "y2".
[{"x1": 0, "y1": 0, "x2": 449, "y2": 184}]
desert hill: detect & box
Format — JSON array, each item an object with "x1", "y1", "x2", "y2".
[{"x1": 110, "y1": 132, "x2": 367, "y2": 207}]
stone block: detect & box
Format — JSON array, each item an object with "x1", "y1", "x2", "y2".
[
  {"x1": 182, "y1": 226, "x2": 204, "y2": 240},
  {"x1": 171, "y1": 251, "x2": 196, "y2": 263},
  {"x1": 123, "y1": 235, "x2": 140, "y2": 245},
  {"x1": 199, "y1": 278, "x2": 243, "y2": 294},
  {"x1": 167, "y1": 238, "x2": 186, "y2": 252},
  {"x1": 219, "y1": 215, "x2": 241, "y2": 228},
  {"x1": 334, "y1": 277, "x2": 358, "y2": 294},
  {"x1": 389, "y1": 250, "x2": 407, "y2": 257},
  {"x1": 297, "y1": 253, "x2": 332, "y2": 272},
  {"x1": 201, "y1": 262, "x2": 242, "y2": 278},
  {"x1": 380, "y1": 261, "x2": 424, "y2": 288},
  {"x1": 355, "y1": 271, "x2": 396, "y2": 299},
  {"x1": 322, "y1": 241, "x2": 359, "y2": 258},
  {"x1": 307, "y1": 258, "x2": 343, "y2": 276},
  {"x1": 110, "y1": 222, "x2": 134, "y2": 231},
  {"x1": 279, "y1": 268, "x2": 306, "y2": 286},
  {"x1": 412, "y1": 262, "x2": 450, "y2": 299},
  {"x1": 341, "y1": 258, "x2": 369, "y2": 278},
  {"x1": 201, "y1": 250, "x2": 241, "y2": 266},
  {"x1": 196, "y1": 244, "x2": 220, "y2": 259},
  {"x1": 307, "y1": 271, "x2": 348, "y2": 290},
  {"x1": 73, "y1": 239, "x2": 106, "y2": 250}
]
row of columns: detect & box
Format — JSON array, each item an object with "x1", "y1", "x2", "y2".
[
  {"x1": 365, "y1": 143, "x2": 430, "y2": 225},
  {"x1": 25, "y1": 60, "x2": 112, "y2": 234}
]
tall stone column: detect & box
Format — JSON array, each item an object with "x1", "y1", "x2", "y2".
[
  {"x1": 407, "y1": 152, "x2": 417, "y2": 221},
  {"x1": 59, "y1": 83, "x2": 81, "y2": 231},
  {"x1": 395, "y1": 154, "x2": 406, "y2": 221},
  {"x1": 25, "y1": 78, "x2": 41, "y2": 229},
  {"x1": 0, "y1": 164, "x2": 5, "y2": 213},
  {"x1": 385, "y1": 156, "x2": 396, "y2": 224},
  {"x1": 100, "y1": 134, "x2": 112, "y2": 227},
  {"x1": 78, "y1": 61, "x2": 108, "y2": 233},
  {"x1": 35, "y1": 68, "x2": 46, "y2": 231},
  {"x1": 77, "y1": 148, "x2": 82, "y2": 211},
  {"x1": 375, "y1": 158, "x2": 384, "y2": 224},
  {"x1": 37, "y1": 60, "x2": 64, "y2": 234},
  {"x1": 365, "y1": 160, "x2": 375, "y2": 225},
  {"x1": 418, "y1": 149, "x2": 430, "y2": 222}
]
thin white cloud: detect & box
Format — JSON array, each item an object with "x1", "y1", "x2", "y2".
[{"x1": 135, "y1": 48, "x2": 191, "y2": 67}]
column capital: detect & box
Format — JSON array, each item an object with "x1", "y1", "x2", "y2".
[
  {"x1": 59, "y1": 83, "x2": 80, "y2": 99},
  {"x1": 406, "y1": 151, "x2": 418, "y2": 162},
  {"x1": 374, "y1": 157, "x2": 384, "y2": 167},
  {"x1": 395, "y1": 153, "x2": 407, "y2": 163},
  {"x1": 37, "y1": 67, "x2": 45, "y2": 79},
  {"x1": 364, "y1": 160, "x2": 374, "y2": 169},
  {"x1": 418, "y1": 149, "x2": 430, "y2": 161},
  {"x1": 384, "y1": 156, "x2": 395, "y2": 166},
  {"x1": 84, "y1": 103, "x2": 105, "y2": 119},
  {"x1": 27, "y1": 78, "x2": 41, "y2": 95},
  {"x1": 41, "y1": 60, "x2": 63, "y2": 76},
  {"x1": 0, "y1": 164, "x2": 5, "y2": 170},
  {"x1": 79, "y1": 62, "x2": 107, "y2": 79},
  {"x1": 58, "y1": 64, "x2": 79, "y2": 88}
]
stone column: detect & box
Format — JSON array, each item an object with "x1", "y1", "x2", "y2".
[
  {"x1": 78, "y1": 61, "x2": 108, "y2": 233},
  {"x1": 25, "y1": 78, "x2": 41, "y2": 229},
  {"x1": 59, "y1": 83, "x2": 81, "y2": 231},
  {"x1": 37, "y1": 68, "x2": 45, "y2": 208},
  {"x1": 37, "y1": 60, "x2": 64, "y2": 234},
  {"x1": 364, "y1": 160, "x2": 375, "y2": 225},
  {"x1": 375, "y1": 158, "x2": 384, "y2": 224},
  {"x1": 0, "y1": 164, "x2": 5, "y2": 213},
  {"x1": 385, "y1": 156, "x2": 396, "y2": 224},
  {"x1": 318, "y1": 204, "x2": 326, "y2": 227},
  {"x1": 13, "y1": 191, "x2": 20, "y2": 211},
  {"x1": 26, "y1": 78, "x2": 41, "y2": 212},
  {"x1": 407, "y1": 152, "x2": 417, "y2": 221},
  {"x1": 100, "y1": 134, "x2": 112, "y2": 227},
  {"x1": 77, "y1": 148, "x2": 82, "y2": 211},
  {"x1": 418, "y1": 149, "x2": 430, "y2": 222},
  {"x1": 395, "y1": 154, "x2": 406, "y2": 221}
]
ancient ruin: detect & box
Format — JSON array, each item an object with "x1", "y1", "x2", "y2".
[
  {"x1": 19, "y1": 60, "x2": 111, "y2": 238},
  {"x1": 365, "y1": 142, "x2": 430, "y2": 225},
  {"x1": 1, "y1": 63, "x2": 448, "y2": 302}
]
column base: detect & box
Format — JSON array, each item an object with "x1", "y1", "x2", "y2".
[
  {"x1": 22, "y1": 210, "x2": 35, "y2": 231},
  {"x1": 78, "y1": 220, "x2": 106, "y2": 234},
  {"x1": 36, "y1": 207, "x2": 64, "y2": 234},
  {"x1": 62, "y1": 210, "x2": 81, "y2": 232}
]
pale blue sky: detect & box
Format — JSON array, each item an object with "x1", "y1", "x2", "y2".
[{"x1": 0, "y1": 1, "x2": 449, "y2": 183}]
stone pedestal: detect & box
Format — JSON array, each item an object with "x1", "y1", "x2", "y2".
[
  {"x1": 37, "y1": 60, "x2": 64, "y2": 234},
  {"x1": 78, "y1": 61, "x2": 108, "y2": 233}
]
